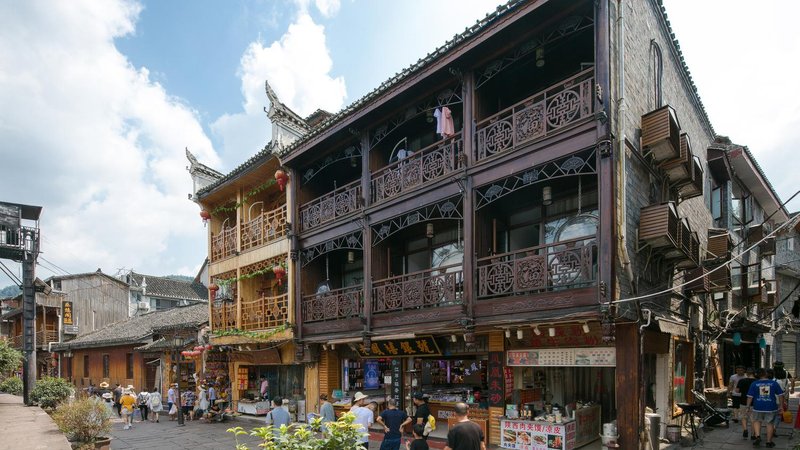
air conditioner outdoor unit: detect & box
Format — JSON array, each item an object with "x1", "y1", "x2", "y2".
[{"x1": 137, "y1": 301, "x2": 150, "y2": 311}]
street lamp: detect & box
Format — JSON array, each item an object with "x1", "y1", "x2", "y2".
[{"x1": 172, "y1": 335, "x2": 186, "y2": 426}]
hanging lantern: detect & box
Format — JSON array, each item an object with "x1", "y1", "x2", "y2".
[
  {"x1": 275, "y1": 169, "x2": 288, "y2": 192},
  {"x1": 733, "y1": 332, "x2": 742, "y2": 346},
  {"x1": 205, "y1": 344, "x2": 213, "y2": 351},
  {"x1": 759, "y1": 335, "x2": 767, "y2": 349},
  {"x1": 208, "y1": 283, "x2": 219, "y2": 300},
  {"x1": 273, "y1": 264, "x2": 286, "y2": 286},
  {"x1": 200, "y1": 210, "x2": 211, "y2": 223}
]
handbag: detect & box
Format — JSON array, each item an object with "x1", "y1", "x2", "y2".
[
  {"x1": 783, "y1": 410, "x2": 792, "y2": 424},
  {"x1": 169, "y1": 404, "x2": 178, "y2": 415}
]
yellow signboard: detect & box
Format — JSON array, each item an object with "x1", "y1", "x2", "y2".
[{"x1": 62, "y1": 301, "x2": 73, "y2": 325}]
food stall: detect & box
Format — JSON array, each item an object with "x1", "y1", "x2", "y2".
[{"x1": 501, "y1": 346, "x2": 614, "y2": 449}]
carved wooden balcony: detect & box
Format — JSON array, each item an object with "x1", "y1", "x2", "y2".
[
  {"x1": 241, "y1": 205, "x2": 287, "y2": 251},
  {"x1": 707, "y1": 229, "x2": 731, "y2": 261},
  {"x1": 371, "y1": 137, "x2": 462, "y2": 204},
  {"x1": 477, "y1": 237, "x2": 597, "y2": 300},
  {"x1": 661, "y1": 133, "x2": 692, "y2": 184},
  {"x1": 211, "y1": 301, "x2": 236, "y2": 332},
  {"x1": 641, "y1": 105, "x2": 681, "y2": 163},
  {"x1": 302, "y1": 286, "x2": 363, "y2": 323},
  {"x1": 638, "y1": 202, "x2": 680, "y2": 250},
  {"x1": 240, "y1": 293, "x2": 288, "y2": 331},
  {"x1": 35, "y1": 329, "x2": 58, "y2": 349},
  {"x1": 300, "y1": 180, "x2": 362, "y2": 232},
  {"x1": 10, "y1": 335, "x2": 22, "y2": 349},
  {"x1": 372, "y1": 264, "x2": 463, "y2": 314},
  {"x1": 475, "y1": 69, "x2": 594, "y2": 162},
  {"x1": 0, "y1": 225, "x2": 39, "y2": 260},
  {"x1": 211, "y1": 226, "x2": 236, "y2": 261},
  {"x1": 678, "y1": 156, "x2": 704, "y2": 200}
]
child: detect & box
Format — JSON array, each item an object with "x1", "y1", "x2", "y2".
[{"x1": 406, "y1": 424, "x2": 429, "y2": 450}]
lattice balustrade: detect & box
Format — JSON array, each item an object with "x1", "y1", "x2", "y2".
[
  {"x1": 476, "y1": 69, "x2": 594, "y2": 162},
  {"x1": 240, "y1": 293, "x2": 288, "y2": 331},
  {"x1": 302, "y1": 286, "x2": 364, "y2": 322},
  {"x1": 372, "y1": 265, "x2": 463, "y2": 314},
  {"x1": 211, "y1": 226, "x2": 236, "y2": 261},
  {"x1": 371, "y1": 137, "x2": 463, "y2": 203},
  {"x1": 477, "y1": 237, "x2": 597, "y2": 299},
  {"x1": 211, "y1": 302, "x2": 237, "y2": 331},
  {"x1": 300, "y1": 180, "x2": 362, "y2": 232},
  {"x1": 241, "y1": 205, "x2": 287, "y2": 251}
]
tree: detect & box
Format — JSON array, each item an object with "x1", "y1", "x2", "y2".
[{"x1": 0, "y1": 338, "x2": 23, "y2": 377}]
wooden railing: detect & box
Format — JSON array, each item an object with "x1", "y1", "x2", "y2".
[
  {"x1": 36, "y1": 330, "x2": 58, "y2": 348},
  {"x1": 372, "y1": 264, "x2": 463, "y2": 314},
  {"x1": 240, "y1": 294, "x2": 288, "y2": 331},
  {"x1": 371, "y1": 136, "x2": 463, "y2": 203},
  {"x1": 11, "y1": 335, "x2": 22, "y2": 349},
  {"x1": 477, "y1": 237, "x2": 597, "y2": 299},
  {"x1": 0, "y1": 225, "x2": 39, "y2": 253},
  {"x1": 241, "y1": 205, "x2": 287, "y2": 251},
  {"x1": 211, "y1": 302, "x2": 237, "y2": 332},
  {"x1": 475, "y1": 69, "x2": 594, "y2": 161},
  {"x1": 302, "y1": 286, "x2": 364, "y2": 323},
  {"x1": 211, "y1": 226, "x2": 236, "y2": 261},
  {"x1": 300, "y1": 180, "x2": 362, "y2": 232}
]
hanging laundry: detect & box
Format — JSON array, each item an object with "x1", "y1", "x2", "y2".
[
  {"x1": 433, "y1": 108, "x2": 443, "y2": 135},
  {"x1": 441, "y1": 106, "x2": 455, "y2": 138}
]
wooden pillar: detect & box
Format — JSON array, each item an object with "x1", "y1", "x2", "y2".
[
  {"x1": 286, "y1": 167, "x2": 300, "y2": 342},
  {"x1": 361, "y1": 132, "x2": 372, "y2": 335},
  {"x1": 616, "y1": 323, "x2": 640, "y2": 449},
  {"x1": 461, "y1": 71, "x2": 476, "y2": 321}
]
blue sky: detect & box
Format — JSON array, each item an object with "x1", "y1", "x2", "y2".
[{"x1": 0, "y1": 0, "x2": 798, "y2": 287}]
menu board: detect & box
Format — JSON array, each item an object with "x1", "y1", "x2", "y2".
[
  {"x1": 500, "y1": 419, "x2": 576, "y2": 450},
  {"x1": 506, "y1": 347, "x2": 616, "y2": 367}
]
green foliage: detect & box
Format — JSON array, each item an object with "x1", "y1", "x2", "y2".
[
  {"x1": 30, "y1": 376, "x2": 73, "y2": 409},
  {"x1": 0, "y1": 376, "x2": 23, "y2": 395},
  {"x1": 227, "y1": 413, "x2": 365, "y2": 450},
  {"x1": 52, "y1": 397, "x2": 112, "y2": 443},
  {"x1": 211, "y1": 179, "x2": 278, "y2": 217},
  {"x1": 212, "y1": 323, "x2": 290, "y2": 341},
  {"x1": 0, "y1": 338, "x2": 23, "y2": 377}
]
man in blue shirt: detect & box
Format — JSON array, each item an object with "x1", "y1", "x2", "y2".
[
  {"x1": 266, "y1": 397, "x2": 292, "y2": 438},
  {"x1": 746, "y1": 368, "x2": 784, "y2": 448},
  {"x1": 376, "y1": 398, "x2": 407, "y2": 450}
]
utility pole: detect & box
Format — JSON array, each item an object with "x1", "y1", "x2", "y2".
[{"x1": 0, "y1": 201, "x2": 42, "y2": 406}]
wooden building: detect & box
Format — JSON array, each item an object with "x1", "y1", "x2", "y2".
[
  {"x1": 184, "y1": 0, "x2": 795, "y2": 446},
  {"x1": 52, "y1": 304, "x2": 207, "y2": 395},
  {"x1": 46, "y1": 270, "x2": 130, "y2": 338}
]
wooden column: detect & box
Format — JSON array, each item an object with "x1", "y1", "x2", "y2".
[
  {"x1": 616, "y1": 323, "x2": 640, "y2": 449},
  {"x1": 462, "y1": 71, "x2": 476, "y2": 321},
  {"x1": 287, "y1": 167, "x2": 301, "y2": 341},
  {"x1": 361, "y1": 132, "x2": 372, "y2": 334}
]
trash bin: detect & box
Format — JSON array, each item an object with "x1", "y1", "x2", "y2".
[
  {"x1": 646, "y1": 413, "x2": 661, "y2": 450},
  {"x1": 666, "y1": 424, "x2": 681, "y2": 443}
]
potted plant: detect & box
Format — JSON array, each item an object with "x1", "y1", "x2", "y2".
[
  {"x1": 53, "y1": 397, "x2": 113, "y2": 450},
  {"x1": 30, "y1": 376, "x2": 74, "y2": 410}
]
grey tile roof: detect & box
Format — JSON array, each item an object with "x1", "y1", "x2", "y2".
[
  {"x1": 129, "y1": 272, "x2": 208, "y2": 302},
  {"x1": 52, "y1": 303, "x2": 208, "y2": 350}
]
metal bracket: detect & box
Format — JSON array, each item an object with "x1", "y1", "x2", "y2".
[{"x1": 597, "y1": 139, "x2": 613, "y2": 158}]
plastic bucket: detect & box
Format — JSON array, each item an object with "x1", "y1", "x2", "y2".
[
  {"x1": 601, "y1": 435, "x2": 619, "y2": 446},
  {"x1": 603, "y1": 422, "x2": 617, "y2": 436},
  {"x1": 666, "y1": 424, "x2": 681, "y2": 443}
]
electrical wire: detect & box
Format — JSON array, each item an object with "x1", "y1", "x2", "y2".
[
  {"x1": 612, "y1": 190, "x2": 800, "y2": 305},
  {"x1": 0, "y1": 260, "x2": 22, "y2": 286}
]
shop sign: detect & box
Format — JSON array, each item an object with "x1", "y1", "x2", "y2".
[
  {"x1": 487, "y1": 351, "x2": 505, "y2": 407},
  {"x1": 62, "y1": 301, "x2": 78, "y2": 334},
  {"x1": 500, "y1": 419, "x2": 576, "y2": 449},
  {"x1": 356, "y1": 335, "x2": 441, "y2": 357},
  {"x1": 506, "y1": 347, "x2": 616, "y2": 367},
  {"x1": 390, "y1": 359, "x2": 402, "y2": 406},
  {"x1": 364, "y1": 360, "x2": 380, "y2": 390},
  {"x1": 231, "y1": 349, "x2": 282, "y2": 364},
  {"x1": 504, "y1": 367, "x2": 514, "y2": 401}
]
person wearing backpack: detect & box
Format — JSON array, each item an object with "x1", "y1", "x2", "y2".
[
  {"x1": 137, "y1": 388, "x2": 149, "y2": 422},
  {"x1": 148, "y1": 387, "x2": 164, "y2": 423},
  {"x1": 402, "y1": 393, "x2": 433, "y2": 440}
]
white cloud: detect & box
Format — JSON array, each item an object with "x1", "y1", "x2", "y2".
[
  {"x1": 0, "y1": 0, "x2": 219, "y2": 278},
  {"x1": 315, "y1": 0, "x2": 341, "y2": 18},
  {"x1": 211, "y1": 11, "x2": 346, "y2": 165}
]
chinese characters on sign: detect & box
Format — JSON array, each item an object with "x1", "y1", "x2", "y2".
[
  {"x1": 62, "y1": 300, "x2": 78, "y2": 334},
  {"x1": 356, "y1": 335, "x2": 441, "y2": 357},
  {"x1": 391, "y1": 359, "x2": 402, "y2": 406},
  {"x1": 506, "y1": 347, "x2": 616, "y2": 367},
  {"x1": 500, "y1": 418, "x2": 576, "y2": 450},
  {"x1": 487, "y1": 351, "x2": 505, "y2": 407}
]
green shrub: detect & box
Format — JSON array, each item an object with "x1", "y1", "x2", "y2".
[
  {"x1": 228, "y1": 413, "x2": 365, "y2": 450},
  {"x1": 30, "y1": 376, "x2": 73, "y2": 408},
  {"x1": 0, "y1": 339, "x2": 23, "y2": 377},
  {"x1": 0, "y1": 376, "x2": 23, "y2": 395},
  {"x1": 52, "y1": 397, "x2": 112, "y2": 444}
]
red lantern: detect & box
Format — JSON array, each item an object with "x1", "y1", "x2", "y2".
[
  {"x1": 51, "y1": 359, "x2": 58, "y2": 367},
  {"x1": 272, "y1": 265, "x2": 286, "y2": 286},
  {"x1": 205, "y1": 344, "x2": 213, "y2": 351},
  {"x1": 200, "y1": 210, "x2": 211, "y2": 222},
  {"x1": 208, "y1": 283, "x2": 219, "y2": 299},
  {"x1": 274, "y1": 169, "x2": 288, "y2": 192}
]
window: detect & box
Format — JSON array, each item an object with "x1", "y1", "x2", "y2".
[
  {"x1": 126, "y1": 353, "x2": 134, "y2": 379},
  {"x1": 711, "y1": 186, "x2": 722, "y2": 220},
  {"x1": 650, "y1": 40, "x2": 663, "y2": 108},
  {"x1": 102, "y1": 354, "x2": 109, "y2": 378},
  {"x1": 788, "y1": 237, "x2": 795, "y2": 252},
  {"x1": 83, "y1": 355, "x2": 89, "y2": 378}
]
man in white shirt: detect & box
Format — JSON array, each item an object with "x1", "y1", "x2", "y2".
[
  {"x1": 167, "y1": 383, "x2": 177, "y2": 420},
  {"x1": 351, "y1": 392, "x2": 373, "y2": 449}
]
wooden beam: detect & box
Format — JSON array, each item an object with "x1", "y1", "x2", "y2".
[{"x1": 615, "y1": 323, "x2": 640, "y2": 449}]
